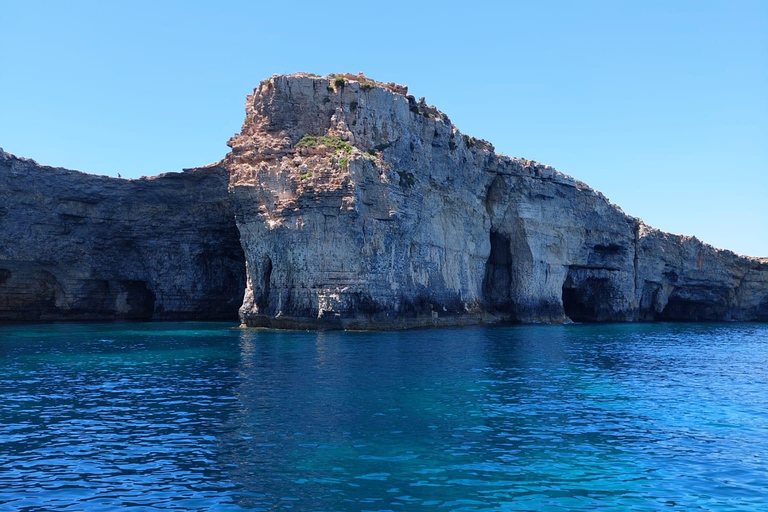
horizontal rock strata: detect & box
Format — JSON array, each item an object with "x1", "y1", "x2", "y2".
[
  {"x1": 225, "y1": 73, "x2": 768, "y2": 328},
  {"x1": 2, "y1": 73, "x2": 765, "y2": 328},
  {"x1": 0, "y1": 150, "x2": 245, "y2": 321}
]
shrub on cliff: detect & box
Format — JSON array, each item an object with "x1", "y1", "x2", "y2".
[{"x1": 295, "y1": 135, "x2": 353, "y2": 154}]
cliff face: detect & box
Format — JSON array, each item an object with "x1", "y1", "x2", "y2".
[
  {"x1": 225, "y1": 73, "x2": 768, "y2": 328},
  {"x1": 2, "y1": 73, "x2": 765, "y2": 327},
  {"x1": 0, "y1": 150, "x2": 245, "y2": 321}
]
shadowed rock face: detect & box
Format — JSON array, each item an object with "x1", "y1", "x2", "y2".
[
  {"x1": 225, "y1": 73, "x2": 768, "y2": 328},
  {"x1": 0, "y1": 150, "x2": 246, "y2": 322}
]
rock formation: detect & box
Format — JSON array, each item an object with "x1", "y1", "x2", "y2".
[
  {"x1": 0, "y1": 150, "x2": 245, "y2": 321},
  {"x1": 225, "y1": 73, "x2": 768, "y2": 328},
  {"x1": 2, "y1": 73, "x2": 765, "y2": 327}
]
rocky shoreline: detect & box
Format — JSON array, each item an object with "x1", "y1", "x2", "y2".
[{"x1": 2, "y1": 73, "x2": 766, "y2": 327}]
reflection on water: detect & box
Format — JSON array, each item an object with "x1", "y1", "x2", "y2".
[{"x1": 1, "y1": 322, "x2": 767, "y2": 510}]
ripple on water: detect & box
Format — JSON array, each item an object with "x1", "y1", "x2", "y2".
[{"x1": 0, "y1": 322, "x2": 767, "y2": 511}]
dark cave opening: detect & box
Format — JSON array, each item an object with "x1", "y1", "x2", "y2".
[
  {"x1": 257, "y1": 257, "x2": 273, "y2": 312},
  {"x1": 118, "y1": 280, "x2": 155, "y2": 319},
  {"x1": 758, "y1": 298, "x2": 768, "y2": 322},
  {"x1": 482, "y1": 231, "x2": 513, "y2": 313},
  {"x1": 659, "y1": 294, "x2": 726, "y2": 321},
  {"x1": 562, "y1": 284, "x2": 590, "y2": 322},
  {"x1": 562, "y1": 274, "x2": 612, "y2": 322}
]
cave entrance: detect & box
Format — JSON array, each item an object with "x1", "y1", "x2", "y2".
[
  {"x1": 482, "y1": 231, "x2": 513, "y2": 314},
  {"x1": 256, "y1": 256, "x2": 273, "y2": 312},
  {"x1": 116, "y1": 280, "x2": 155, "y2": 319},
  {"x1": 658, "y1": 289, "x2": 727, "y2": 321},
  {"x1": 561, "y1": 272, "x2": 613, "y2": 322},
  {"x1": 562, "y1": 278, "x2": 591, "y2": 322}
]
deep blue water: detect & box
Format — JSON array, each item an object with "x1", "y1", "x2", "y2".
[{"x1": 1, "y1": 322, "x2": 767, "y2": 511}]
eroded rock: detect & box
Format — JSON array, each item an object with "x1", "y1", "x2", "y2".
[
  {"x1": 0, "y1": 150, "x2": 245, "y2": 321},
  {"x1": 2, "y1": 73, "x2": 765, "y2": 327},
  {"x1": 225, "y1": 73, "x2": 768, "y2": 328}
]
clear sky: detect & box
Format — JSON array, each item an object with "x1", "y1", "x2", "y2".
[{"x1": 2, "y1": 0, "x2": 766, "y2": 256}]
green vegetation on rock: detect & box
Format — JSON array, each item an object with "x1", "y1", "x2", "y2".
[{"x1": 295, "y1": 135, "x2": 353, "y2": 154}]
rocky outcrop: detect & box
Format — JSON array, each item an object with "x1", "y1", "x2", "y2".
[
  {"x1": 633, "y1": 226, "x2": 768, "y2": 321},
  {"x1": 0, "y1": 150, "x2": 245, "y2": 321},
  {"x1": 225, "y1": 73, "x2": 768, "y2": 328},
  {"x1": 2, "y1": 73, "x2": 765, "y2": 327}
]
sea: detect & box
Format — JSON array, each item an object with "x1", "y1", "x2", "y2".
[{"x1": 1, "y1": 322, "x2": 766, "y2": 511}]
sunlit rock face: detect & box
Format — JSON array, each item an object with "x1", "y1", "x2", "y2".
[
  {"x1": 2, "y1": 74, "x2": 765, "y2": 327},
  {"x1": 225, "y1": 73, "x2": 768, "y2": 328},
  {"x1": 0, "y1": 151, "x2": 245, "y2": 321}
]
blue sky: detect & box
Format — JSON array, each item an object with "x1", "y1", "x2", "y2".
[{"x1": 1, "y1": 1, "x2": 766, "y2": 256}]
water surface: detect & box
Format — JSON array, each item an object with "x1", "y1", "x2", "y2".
[{"x1": 1, "y1": 322, "x2": 767, "y2": 511}]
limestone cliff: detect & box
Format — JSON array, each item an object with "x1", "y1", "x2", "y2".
[
  {"x1": 225, "y1": 73, "x2": 768, "y2": 328},
  {"x1": 0, "y1": 150, "x2": 245, "y2": 321},
  {"x1": 2, "y1": 73, "x2": 765, "y2": 327}
]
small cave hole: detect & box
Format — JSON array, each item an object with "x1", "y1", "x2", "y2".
[
  {"x1": 482, "y1": 231, "x2": 513, "y2": 313},
  {"x1": 561, "y1": 281, "x2": 587, "y2": 322},
  {"x1": 257, "y1": 257, "x2": 273, "y2": 311}
]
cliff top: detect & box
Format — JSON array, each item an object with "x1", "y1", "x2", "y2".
[
  {"x1": 287, "y1": 72, "x2": 409, "y2": 95},
  {"x1": 0, "y1": 147, "x2": 220, "y2": 184}
]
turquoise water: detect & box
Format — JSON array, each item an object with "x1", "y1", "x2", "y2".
[{"x1": 1, "y1": 323, "x2": 767, "y2": 511}]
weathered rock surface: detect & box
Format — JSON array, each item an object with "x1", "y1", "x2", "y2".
[
  {"x1": 2, "y1": 73, "x2": 765, "y2": 327},
  {"x1": 225, "y1": 73, "x2": 768, "y2": 328},
  {"x1": 0, "y1": 150, "x2": 245, "y2": 321}
]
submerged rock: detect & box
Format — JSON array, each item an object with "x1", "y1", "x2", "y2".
[
  {"x1": 225, "y1": 73, "x2": 768, "y2": 328},
  {"x1": 0, "y1": 150, "x2": 245, "y2": 321}
]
